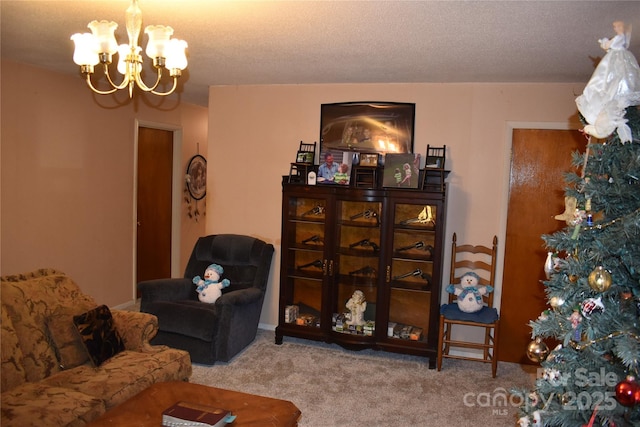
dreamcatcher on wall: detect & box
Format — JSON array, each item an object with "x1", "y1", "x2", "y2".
[{"x1": 184, "y1": 153, "x2": 206, "y2": 221}]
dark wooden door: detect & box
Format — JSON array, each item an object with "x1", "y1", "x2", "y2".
[
  {"x1": 136, "y1": 127, "x2": 173, "y2": 285},
  {"x1": 499, "y1": 129, "x2": 586, "y2": 364}
]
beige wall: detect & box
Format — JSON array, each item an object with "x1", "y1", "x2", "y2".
[
  {"x1": 207, "y1": 83, "x2": 585, "y2": 329},
  {"x1": 1, "y1": 60, "x2": 587, "y2": 330},
  {"x1": 1, "y1": 60, "x2": 208, "y2": 307}
]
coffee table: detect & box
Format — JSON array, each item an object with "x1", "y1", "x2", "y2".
[{"x1": 88, "y1": 381, "x2": 301, "y2": 426}]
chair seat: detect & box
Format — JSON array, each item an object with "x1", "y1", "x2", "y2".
[
  {"x1": 146, "y1": 300, "x2": 218, "y2": 342},
  {"x1": 440, "y1": 303, "x2": 499, "y2": 323}
]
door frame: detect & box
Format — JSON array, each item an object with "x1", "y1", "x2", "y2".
[
  {"x1": 132, "y1": 119, "x2": 183, "y2": 299},
  {"x1": 495, "y1": 121, "x2": 577, "y2": 312}
]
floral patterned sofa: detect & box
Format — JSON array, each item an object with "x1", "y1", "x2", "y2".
[{"x1": 1, "y1": 269, "x2": 192, "y2": 427}]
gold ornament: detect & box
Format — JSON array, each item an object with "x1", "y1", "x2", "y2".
[
  {"x1": 550, "y1": 296, "x2": 565, "y2": 308},
  {"x1": 588, "y1": 266, "x2": 612, "y2": 292},
  {"x1": 569, "y1": 274, "x2": 578, "y2": 283},
  {"x1": 527, "y1": 337, "x2": 550, "y2": 363}
]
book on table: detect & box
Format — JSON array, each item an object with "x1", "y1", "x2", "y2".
[{"x1": 162, "y1": 401, "x2": 236, "y2": 427}]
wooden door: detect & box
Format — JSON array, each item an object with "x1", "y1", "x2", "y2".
[
  {"x1": 499, "y1": 129, "x2": 586, "y2": 364},
  {"x1": 136, "y1": 127, "x2": 173, "y2": 285}
]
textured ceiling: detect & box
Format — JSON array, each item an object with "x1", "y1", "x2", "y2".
[{"x1": 2, "y1": 1, "x2": 640, "y2": 107}]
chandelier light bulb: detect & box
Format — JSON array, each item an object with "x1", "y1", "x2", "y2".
[
  {"x1": 88, "y1": 20, "x2": 118, "y2": 57},
  {"x1": 165, "y1": 39, "x2": 189, "y2": 72},
  {"x1": 71, "y1": 33, "x2": 99, "y2": 67},
  {"x1": 145, "y1": 25, "x2": 174, "y2": 59},
  {"x1": 117, "y1": 44, "x2": 131, "y2": 75}
]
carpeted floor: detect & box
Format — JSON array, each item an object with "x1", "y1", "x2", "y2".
[{"x1": 188, "y1": 329, "x2": 536, "y2": 426}]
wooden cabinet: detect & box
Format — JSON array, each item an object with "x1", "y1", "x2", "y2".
[{"x1": 275, "y1": 181, "x2": 447, "y2": 367}]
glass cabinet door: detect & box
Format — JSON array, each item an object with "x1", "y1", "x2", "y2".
[
  {"x1": 385, "y1": 203, "x2": 437, "y2": 343},
  {"x1": 331, "y1": 199, "x2": 382, "y2": 337},
  {"x1": 281, "y1": 195, "x2": 328, "y2": 329}
]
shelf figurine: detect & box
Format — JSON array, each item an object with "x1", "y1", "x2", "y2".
[{"x1": 346, "y1": 290, "x2": 367, "y2": 326}]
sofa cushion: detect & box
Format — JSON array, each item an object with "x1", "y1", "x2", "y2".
[
  {"x1": 43, "y1": 348, "x2": 192, "y2": 409},
  {"x1": 46, "y1": 309, "x2": 90, "y2": 370},
  {"x1": 0, "y1": 307, "x2": 27, "y2": 393},
  {"x1": 1, "y1": 382, "x2": 105, "y2": 427},
  {"x1": 73, "y1": 305, "x2": 125, "y2": 367},
  {"x1": 146, "y1": 300, "x2": 218, "y2": 341},
  {"x1": 0, "y1": 269, "x2": 97, "y2": 382}
]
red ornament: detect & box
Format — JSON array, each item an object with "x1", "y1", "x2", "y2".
[{"x1": 615, "y1": 377, "x2": 640, "y2": 407}]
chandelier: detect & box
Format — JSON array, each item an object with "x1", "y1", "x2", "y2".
[{"x1": 71, "y1": 0, "x2": 188, "y2": 98}]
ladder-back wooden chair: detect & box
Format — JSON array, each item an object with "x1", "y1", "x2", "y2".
[
  {"x1": 288, "y1": 141, "x2": 317, "y2": 183},
  {"x1": 437, "y1": 233, "x2": 499, "y2": 377},
  {"x1": 421, "y1": 144, "x2": 446, "y2": 192}
]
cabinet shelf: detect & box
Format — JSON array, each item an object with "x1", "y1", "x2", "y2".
[
  {"x1": 276, "y1": 182, "x2": 447, "y2": 368},
  {"x1": 338, "y1": 220, "x2": 381, "y2": 228},
  {"x1": 392, "y1": 253, "x2": 434, "y2": 262},
  {"x1": 390, "y1": 282, "x2": 432, "y2": 292},
  {"x1": 288, "y1": 270, "x2": 324, "y2": 280},
  {"x1": 394, "y1": 223, "x2": 435, "y2": 231},
  {"x1": 291, "y1": 245, "x2": 325, "y2": 252},
  {"x1": 290, "y1": 244, "x2": 324, "y2": 251},
  {"x1": 338, "y1": 247, "x2": 381, "y2": 257},
  {"x1": 290, "y1": 217, "x2": 325, "y2": 224}
]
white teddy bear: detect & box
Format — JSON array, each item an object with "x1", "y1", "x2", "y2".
[
  {"x1": 192, "y1": 263, "x2": 230, "y2": 304},
  {"x1": 445, "y1": 271, "x2": 493, "y2": 313}
]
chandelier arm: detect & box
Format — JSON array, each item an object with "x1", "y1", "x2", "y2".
[
  {"x1": 134, "y1": 67, "x2": 162, "y2": 92},
  {"x1": 85, "y1": 73, "x2": 120, "y2": 95},
  {"x1": 103, "y1": 65, "x2": 131, "y2": 91},
  {"x1": 104, "y1": 64, "x2": 129, "y2": 93},
  {"x1": 151, "y1": 76, "x2": 178, "y2": 96}
]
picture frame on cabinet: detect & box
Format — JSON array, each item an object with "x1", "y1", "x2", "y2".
[
  {"x1": 319, "y1": 102, "x2": 415, "y2": 161},
  {"x1": 382, "y1": 153, "x2": 421, "y2": 189},
  {"x1": 296, "y1": 151, "x2": 314, "y2": 163},
  {"x1": 359, "y1": 153, "x2": 379, "y2": 167},
  {"x1": 317, "y1": 150, "x2": 353, "y2": 185}
]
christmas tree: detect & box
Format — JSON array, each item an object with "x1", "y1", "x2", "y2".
[{"x1": 515, "y1": 21, "x2": 640, "y2": 427}]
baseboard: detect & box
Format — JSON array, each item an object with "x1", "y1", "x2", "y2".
[
  {"x1": 258, "y1": 323, "x2": 276, "y2": 331},
  {"x1": 113, "y1": 298, "x2": 140, "y2": 310}
]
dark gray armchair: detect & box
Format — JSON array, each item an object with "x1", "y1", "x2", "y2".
[{"x1": 137, "y1": 234, "x2": 274, "y2": 365}]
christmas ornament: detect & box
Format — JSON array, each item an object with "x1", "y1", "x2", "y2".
[
  {"x1": 581, "y1": 296, "x2": 605, "y2": 318},
  {"x1": 537, "y1": 310, "x2": 550, "y2": 321},
  {"x1": 546, "y1": 344, "x2": 564, "y2": 363},
  {"x1": 585, "y1": 198, "x2": 594, "y2": 226},
  {"x1": 572, "y1": 208, "x2": 587, "y2": 226},
  {"x1": 615, "y1": 376, "x2": 640, "y2": 407},
  {"x1": 555, "y1": 196, "x2": 578, "y2": 224},
  {"x1": 528, "y1": 392, "x2": 540, "y2": 408},
  {"x1": 582, "y1": 407, "x2": 598, "y2": 427},
  {"x1": 527, "y1": 337, "x2": 550, "y2": 363},
  {"x1": 550, "y1": 296, "x2": 565, "y2": 308},
  {"x1": 517, "y1": 410, "x2": 543, "y2": 427},
  {"x1": 588, "y1": 266, "x2": 612, "y2": 292},
  {"x1": 544, "y1": 252, "x2": 555, "y2": 279},
  {"x1": 542, "y1": 367, "x2": 563, "y2": 385},
  {"x1": 568, "y1": 310, "x2": 583, "y2": 341}
]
